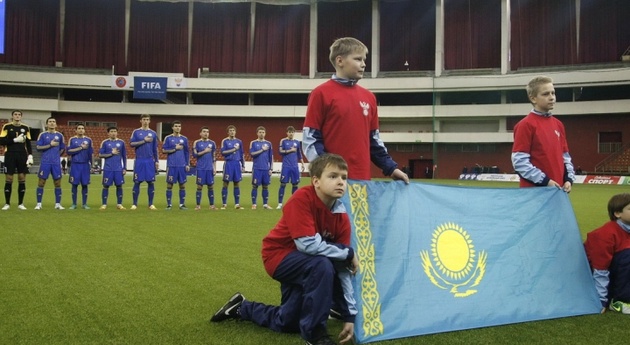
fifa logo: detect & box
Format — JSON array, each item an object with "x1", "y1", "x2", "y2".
[{"x1": 420, "y1": 222, "x2": 487, "y2": 297}]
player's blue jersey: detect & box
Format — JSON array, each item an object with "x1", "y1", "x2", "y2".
[
  {"x1": 130, "y1": 128, "x2": 159, "y2": 162},
  {"x1": 250, "y1": 140, "x2": 273, "y2": 170},
  {"x1": 193, "y1": 139, "x2": 216, "y2": 171},
  {"x1": 67, "y1": 136, "x2": 93, "y2": 163},
  {"x1": 37, "y1": 131, "x2": 65, "y2": 164},
  {"x1": 100, "y1": 139, "x2": 127, "y2": 171},
  {"x1": 221, "y1": 137, "x2": 244, "y2": 164},
  {"x1": 279, "y1": 138, "x2": 302, "y2": 168},
  {"x1": 163, "y1": 134, "x2": 189, "y2": 167}
]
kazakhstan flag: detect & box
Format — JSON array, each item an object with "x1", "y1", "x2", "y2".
[{"x1": 340, "y1": 180, "x2": 601, "y2": 344}]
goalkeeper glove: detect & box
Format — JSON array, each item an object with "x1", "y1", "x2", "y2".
[
  {"x1": 26, "y1": 155, "x2": 33, "y2": 167},
  {"x1": 13, "y1": 133, "x2": 25, "y2": 143}
]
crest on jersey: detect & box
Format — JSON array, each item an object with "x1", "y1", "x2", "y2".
[{"x1": 360, "y1": 101, "x2": 370, "y2": 116}]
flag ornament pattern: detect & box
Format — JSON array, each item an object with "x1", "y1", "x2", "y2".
[
  {"x1": 348, "y1": 183, "x2": 383, "y2": 337},
  {"x1": 342, "y1": 180, "x2": 601, "y2": 344},
  {"x1": 421, "y1": 222, "x2": 487, "y2": 298}
]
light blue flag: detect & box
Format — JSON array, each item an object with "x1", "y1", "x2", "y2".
[{"x1": 340, "y1": 180, "x2": 601, "y2": 344}]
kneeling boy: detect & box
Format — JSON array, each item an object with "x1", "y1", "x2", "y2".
[{"x1": 210, "y1": 154, "x2": 358, "y2": 345}]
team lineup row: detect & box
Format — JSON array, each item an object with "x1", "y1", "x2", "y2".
[{"x1": 0, "y1": 112, "x2": 305, "y2": 211}]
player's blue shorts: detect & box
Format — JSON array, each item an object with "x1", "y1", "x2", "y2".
[
  {"x1": 280, "y1": 166, "x2": 301, "y2": 184},
  {"x1": 68, "y1": 162, "x2": 91, "y2": 185},
  {"x1": 222, "y1": 161, "x2": 242, "y2": 182},
  {"x1": 166, "y1": 166, "x2": 187, "y2": 184},
  {"x1": 102, "y1": 170, "x2": 125, "y2": 186},
  {"x1": 252, "y1": 169, "x2": 271, "y2": 186},
  {"x1": 133, "y1": 158, "x2": 156, "y2": 182},
  {"x1": 38, "y1": 163, "x2": 62, "y2": 180},
  {"x1": 196, "y1": 170, "x2": 215, "y2": 186}
]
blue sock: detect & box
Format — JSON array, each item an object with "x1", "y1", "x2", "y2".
[
  {"x1": 36, "y1": 187, "x2": 44, "y2": 203},
  {"x1": 166, "y1": 189, "x2": 173, "y2": 205},
  {"x1": 116, "y1": 186, "x2": 123, "y2": 204},
  {"x1": 72, "y1": 185, "x2": 78, "y2": 205},
  {"x1": 54, "y1": 187, "x2": 62, "y2": 204},
  {"x1": 102, "y1": 188, "x2": 109, "y2": 205},
  {"x1": 179, "y1": 189, "x2": 185, "y2": 205},
  {"x1": 148, "y1": 183, "x2": 155, "y2": 205},
  {"x1": 234, "y1": 187, "x2": 240, "y2": 204}
]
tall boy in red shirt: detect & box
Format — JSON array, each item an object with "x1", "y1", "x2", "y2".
[
  {"x1": 302, "y1": 37, "x2": 408, "y2": 183},
  {"x1": 511, "y1": 76, "x2": 575, "y2": 191}
]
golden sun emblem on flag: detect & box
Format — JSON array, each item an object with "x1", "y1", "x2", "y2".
[{"x1": 420, "y1": 222, "x2": 487, "y2": 297}]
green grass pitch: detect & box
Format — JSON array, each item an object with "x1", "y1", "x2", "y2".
[{"x1": 0, "y1": 174, "x2": 627, "y2": 344}]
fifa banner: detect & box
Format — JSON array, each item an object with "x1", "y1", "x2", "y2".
[
  {"x1": 340, "y1": 181, "x2": 601, "y2": 344},
  {"x1": 133, "y1": 76, "x2": 167, "y2": 100}
]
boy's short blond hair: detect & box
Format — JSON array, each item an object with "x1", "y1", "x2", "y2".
[
  {"x1": 329, "y1": 37, "x2": 368, "y2": 67},
  {"x1": 526, "y1": 76, "x2": 553, "y2": 99}
]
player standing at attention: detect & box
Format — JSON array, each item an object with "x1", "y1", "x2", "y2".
[
  {"x1": 98, "y1": 127, "x2": 127, "y2": 210},
  {"x1": 277, "y1": 126, "x2": 304, "y2": 209},
  {"x1": 249, "y1": 126, "x2": 273, "y2": 210},
  {"x1": 220, "y1": 125, "x2": 245, "y2": 209},
  {"x1": 35, "y1": 117, "x2": 65, "y2": 210},
  {"x1": 0, "y1": 110, "x2": 33, "y2": 210},
  {"x1": 193, "y1": 126, "x2": 217, "y2": 210},
  {"x1": 511, "y1": 76, "x2": 575, "y2": 192},
  {"x1": 162, "y1": 120, "x2": 190, "y2": 210},
  {"x1": 66, "y1": 124, "x2": 93, "y2": 209},
  {"x1": 302, "y1": 37, "x2": 408, "y2": 183},
  {"x1": 130, "y1": 114, "x2": 159, "y2": 210}
]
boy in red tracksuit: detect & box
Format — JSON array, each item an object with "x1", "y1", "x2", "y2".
[
  {"x1": 584, "y1": 193, "x2": 630, "y2": 314},
  {"x1": 211, "y1": 154, "x2": 359, "y2": 345}
]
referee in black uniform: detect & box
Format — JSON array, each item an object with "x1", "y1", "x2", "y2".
[{"x1": 0, "y1": 110, "x2": 33, "y2": 210}]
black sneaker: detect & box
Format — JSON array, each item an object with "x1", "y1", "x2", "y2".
[
  {"x1": 305, "y1": 335, "x2": 336, "y2": 345},
  {"x1": 210, "y1": 292, "x2": 244, "y2": 322}
]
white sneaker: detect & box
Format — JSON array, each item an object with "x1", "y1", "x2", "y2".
[
  {"x1": 1, "y1": 204, "x2": 9, "y2": 211},
  {"x1": 55, "y1": 204, "x2": 65, "y2": 210},
  {"x1": 34, "y1": 203, "x2": 42, "y2": 210},
  {"x1": 263, "y1": 204, "x2": 272, "y2": 210},
  {"x1": 276, "y1": 204, "x2": 282, "y2": 209},
  {"x1": 130, "y1": 205, "x2": 137, "y2": 210},
  {"x1": 17, "y1": 204, "x2": 27, "y2": 210}
]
